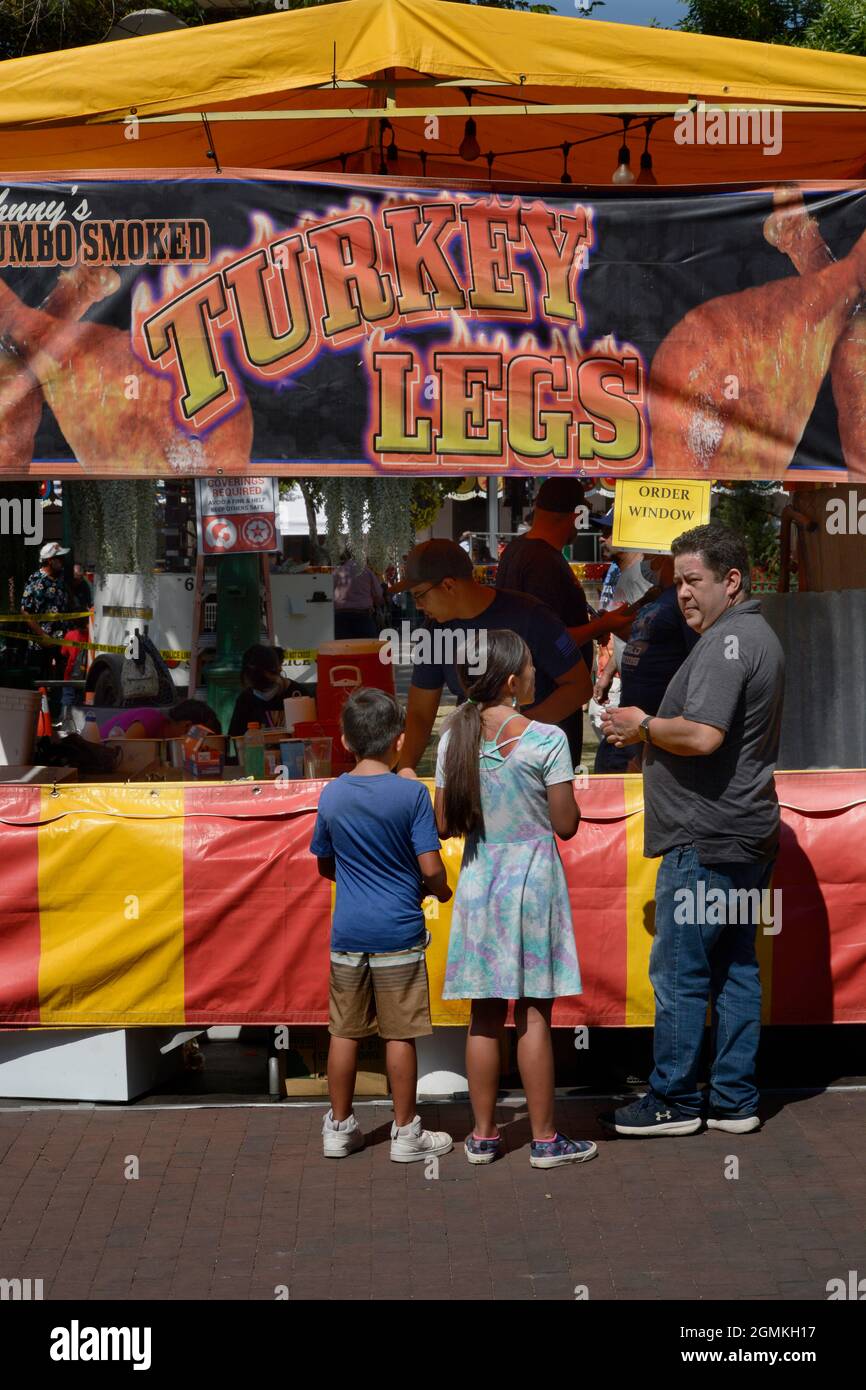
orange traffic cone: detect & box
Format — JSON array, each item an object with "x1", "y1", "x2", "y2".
[{"x1": 37, "y1": 686, "x2": 52, "y2": 738}]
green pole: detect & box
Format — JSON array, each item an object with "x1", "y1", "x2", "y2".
[{"x1": 205, "y1": 555, "x2": 262, "y2": 739}]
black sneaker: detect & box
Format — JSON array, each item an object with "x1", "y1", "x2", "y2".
[{"x1": 599, "y1": 1091, "x2": 702, "y2": 1137}]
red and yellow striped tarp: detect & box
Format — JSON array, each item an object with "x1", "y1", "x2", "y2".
[{"x1": 0, "y1": 771, "x2": 864, "y2": 1028}]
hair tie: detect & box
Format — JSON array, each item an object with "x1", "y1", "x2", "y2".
[{"x1": 465, "y1": 696, "x2": 477, "y2": 705}]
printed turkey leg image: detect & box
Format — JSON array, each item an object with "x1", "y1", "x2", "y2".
[
  {"x1": 764, "y1": 187, "x2": 866, "y2": 477},
  {"x1": 0, "y1": 274, "x2": 253, "y2": 474},
  {"x1": 0, "y1": 265, "x2": 122, "y2": 472},
  {"x1": 648, "y1": 225, "x2": 866, "y2": 478},
  {"x1": 0, "y1": 338, "x2": 41, "y2": 472}
]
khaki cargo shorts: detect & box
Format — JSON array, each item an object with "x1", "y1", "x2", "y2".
[{"x1": 329, "y1": 933, "x2": 433, "y2": 1041}]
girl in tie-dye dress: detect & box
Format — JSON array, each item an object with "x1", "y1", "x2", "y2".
[{"x1": 434, "y1": 629, "x2": 596, "y2": 1170}]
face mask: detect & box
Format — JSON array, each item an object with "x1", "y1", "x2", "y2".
[
  {"x1": 253, "y1": 682, "x2": 280, "y2": 700},
  {"x1": 640, "y1": 558, "x2": 658, "y2": 583}
]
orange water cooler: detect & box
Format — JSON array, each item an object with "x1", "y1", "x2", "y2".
[
  {"x1": 296, "y1": 640, "x2": 396, "y2": 775},
  {"x1": 315, "y1": 640, "x2": 395, "y2": 722}
]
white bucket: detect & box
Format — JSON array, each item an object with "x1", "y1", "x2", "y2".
[
  {"x1": 0, "y1": 687, "x2": 39, "y2": 765},
  {"x1": 283, "y1": 695, "x2": 317, "y2": 731}
]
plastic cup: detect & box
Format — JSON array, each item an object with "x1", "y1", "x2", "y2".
[{"x1": 303, "y1": 736, "x2": 332, "y2": 779}]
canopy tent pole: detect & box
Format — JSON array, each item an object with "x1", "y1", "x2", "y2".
[
  {"x1": 487, "y1": 478, "x2": 499, "y2": 562},
  {"x1": 116, "y1": 99, "x2": 866, "y2": 127}
]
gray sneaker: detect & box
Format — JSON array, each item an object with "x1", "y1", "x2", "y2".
[
  {"x1": 322, "y1": 1110, "x2": 365, "y2": 1158},
  {"x1": 390, "y1": 1115, "x2": 453, "y2": 1163}
]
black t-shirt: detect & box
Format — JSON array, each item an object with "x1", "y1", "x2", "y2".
[
  {"x1": 229, "y1": 684, "x2": 303, "y2": 739},
  {"x1": 496, "y1": 537, "x2": 593, "y2": 673},
  {"x1": 410, "y1": 588, "x2": 583, "y2": 706},
  {"x1": 620, "y1": 585, "x2": 699, "y2": 716}
]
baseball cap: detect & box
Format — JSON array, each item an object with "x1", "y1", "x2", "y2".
[
  {"x1": 389, "y1": 539, "x2": 474, "y2": 593},
  {"x1": 40, "y1": 543, "x2": 70, "y2": 561},
  {"x1": 590, "y1": 507, "x2": 615, "y2": 531},
  {"x1": 535, "y1": 477, "x2": 586, "y2": 513}
]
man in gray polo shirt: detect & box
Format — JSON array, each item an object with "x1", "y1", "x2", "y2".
[{"x1": 599, "y1": 523, "x2": 785, "y2": 1137}]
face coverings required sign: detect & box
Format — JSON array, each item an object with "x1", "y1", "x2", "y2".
[{"x1": 195, "y1": 477, "x2": 279, "y2": 555}]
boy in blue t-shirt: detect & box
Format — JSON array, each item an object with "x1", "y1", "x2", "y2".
[{"x1": 310, "y1": 688, "x2": 454, "y2": 1163}]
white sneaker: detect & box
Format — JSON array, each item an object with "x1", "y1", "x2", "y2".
[
  {"x1": 322, "y1": 1109, "x2": 365, "y2": 1158},
  {"x1": 390, "y1": 1115, "x2": 453, "y2": 1163},
  {"x1": 707, "y1": 1113, "x2": 761, "y2": 1134}
]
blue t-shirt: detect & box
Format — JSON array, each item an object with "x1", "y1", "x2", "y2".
[
  {"x1": 310, "y1": 774, "x2": 441, "y2": 952},
  {"x1": 619, "y1": 585, "x2": 699, "y2": 716},
  {"x1": 410, "y1": 588, "x2": 584, "y2": 705}
]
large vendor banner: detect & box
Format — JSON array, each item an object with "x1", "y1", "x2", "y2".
[{"x1": 1, "y1": 175, "x2": 865, "y2": 479}]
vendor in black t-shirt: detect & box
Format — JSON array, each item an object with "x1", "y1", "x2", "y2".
[
  {"x1": 497, "y1": 477, "x2": 632, "y2": 767},
  {"x1": 228, "y1": 644, "x2": 306, "y2": 740},
  {"x1": 391, "y1": 539, "x2": 592, "y2": 772}
]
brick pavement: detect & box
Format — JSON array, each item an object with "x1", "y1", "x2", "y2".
[{"x1": 1, "y1": 1091, "x2": 864, "y2": 1301}]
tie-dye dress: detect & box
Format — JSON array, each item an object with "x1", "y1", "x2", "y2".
[{"x1": 436, "y1": 717, "x2": 583, "y2": 1001}]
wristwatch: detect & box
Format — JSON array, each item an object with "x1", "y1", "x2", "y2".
[{"x1": 638, "y1": 716, "x2": 654, "y2": 746}]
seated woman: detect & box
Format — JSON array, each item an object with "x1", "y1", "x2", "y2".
[
  {"x1": 99, "y1": 699, "x2": 221, "y2": 740},
  {"x1": 228, "y1": 644, "x2": 306, "y2": 739}
]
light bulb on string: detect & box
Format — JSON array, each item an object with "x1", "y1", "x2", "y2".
[
  {"x1": 459, "y1": 117, "x2": 481, "y2": 162},
  {"x1": 636, "y1": 117, "x2": 658, "y2": 186},
  {"x1": 485, "y1": 150, "x2": 495, "y2": 179},
  {"x1": 636, "y1": 150, "x2": 657, "y2": 185},
  {"x1": 612, "y1": 115, "x2": 635, "y2": 184},
  {"x1": 560, "y1": 141, "x2": 573, "y2": 184},
  {"x1": 382, "y1": 118, "x2": 399, "y2": 165}
]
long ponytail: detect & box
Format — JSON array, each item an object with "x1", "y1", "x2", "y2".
[
  {"x1": 441, "y1": 700, "x2": 485, "y2": 839},
  {"x1": 440, "y1": 629, "x2": 531, "y2": 839}
]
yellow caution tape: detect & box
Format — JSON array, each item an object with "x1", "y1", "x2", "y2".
[
  {"x1": 0, "y1": 611, "x2": 91, "y2": 623},
  {"x1": 5, "y1": 626, "x2": 312, "y2": 664},
  {"x1": 1, "y1": 630, "x2": 191, "y2": 660}
]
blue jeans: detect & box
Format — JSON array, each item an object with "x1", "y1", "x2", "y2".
[{"x1": 649, "y1": 844, "x2": 775, "y2": 1116}]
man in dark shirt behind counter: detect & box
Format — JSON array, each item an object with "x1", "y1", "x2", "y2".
[
  {"x1": 496, "y1": 477, "x2": 632, "y2": 767},
  {"x1": 391, "y1": 539, "x2": 592, "y2": 772}
]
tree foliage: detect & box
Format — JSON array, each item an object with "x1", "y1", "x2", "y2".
[
  {"x1": 713, "y1": 482, "x2": 780, "y2": 572},
  {"x1": 0, "y1": 0, "x2": 555, "y2": 61},
  {"x1": 677, "y1": 0, "x2": 866, "y2": 52}
]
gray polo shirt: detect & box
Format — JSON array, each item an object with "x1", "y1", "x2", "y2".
[{"x1": 643, "y1": 599, "x2": 785, "y2": 864}]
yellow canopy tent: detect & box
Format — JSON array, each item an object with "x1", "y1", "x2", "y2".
[{"x1": 0, "y1": 0, "x2": 865, "y2": 184}]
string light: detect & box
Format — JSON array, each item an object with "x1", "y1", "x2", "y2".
[
  {"x1": 382, "y1": 118, "x2": 399, "y2": 164},
  {"x1": 612, "y1": 115, "x2": 636, "y2": 185},
  {"x1": 294, "y1": 112, "x2": 671, "y2": 183},
  {"x1": 459, "y1": 116, "x2": 481, "y2": 162},
  {"x1": 636, "y1": 117, "x2": 658, "y2": 186}
]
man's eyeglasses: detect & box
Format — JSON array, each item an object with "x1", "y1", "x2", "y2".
[{"x1": 411, "y1": 580, "x2": 444, "y2": 602}]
